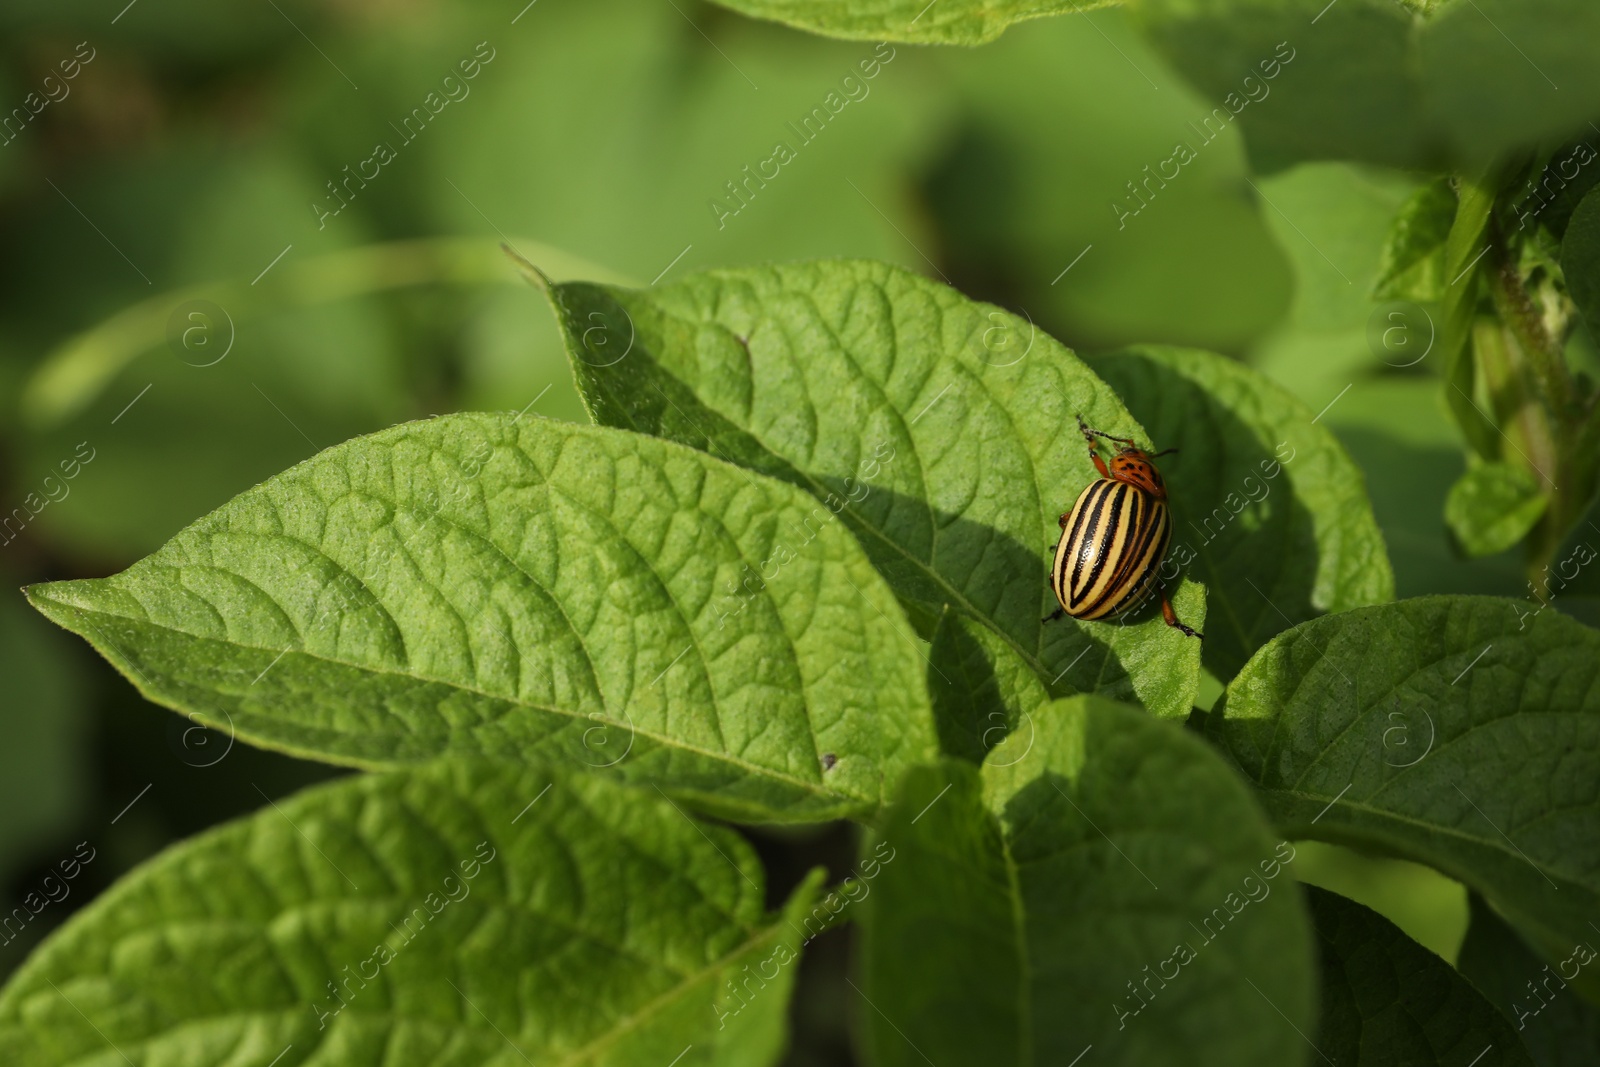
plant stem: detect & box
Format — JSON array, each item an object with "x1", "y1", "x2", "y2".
[
  {"x1": 1446, "y1": 168, "x2": 1596, "y2": 592},
  {"x1": 1472, "y1": 316, "x2": 1559, "y2": 494},
  {"x1": 1441, "y1": 173, "x2": 1500, "y2": 460},
  {"x1": 1478, "y1": 203, "x2": 1590, "y2": 591},
  {"x1": 1486, "y1": 227, "x2": 1577, "y2": 423}
]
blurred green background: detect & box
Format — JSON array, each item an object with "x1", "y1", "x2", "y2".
[{"x1": 2, "y1": 0, "x2": 1590, "y2": 1059}]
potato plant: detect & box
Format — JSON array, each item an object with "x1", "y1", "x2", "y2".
[{"x1": 3, "y1": 0, "x2": 1599, "y2": 1065}]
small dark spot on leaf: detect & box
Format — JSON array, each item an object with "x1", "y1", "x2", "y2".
[{"x1": 821, "y1": 753, "x2": 837, "y2": 771}]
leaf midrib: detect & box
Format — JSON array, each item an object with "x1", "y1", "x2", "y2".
[
  {"x1": 1262, "y1": 788, "x2": 1591, "y2": 888},
  {"x1": 997, "y1": 829, "x2": 1035, "y2": 1067},
  {"x1": 550, "y1": 917, "x2": 788, "y2": 1067},
  {"x1": 582, "y1": 313, "x2": 1062, "y2": 685},
  {"x1": 36, "y1": 593, "x2": 862, "y2": 808}
]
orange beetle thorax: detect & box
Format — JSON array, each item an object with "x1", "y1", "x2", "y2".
[{"x1": 1110, "y1": 449, "x2": 1167, "y2": 500}]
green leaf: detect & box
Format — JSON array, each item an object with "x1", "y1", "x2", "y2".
[
  {"x1": 1093, "y1": 344, "x2": 1393, "y2": 680},
  {"x1": 1308, "y1": 885, "x2": 1535, "y2": 1067},
  {"x1": 1373, "y1": 177, "x2": 1457, "y2": 303},
  {"x1": 1209, "y1": 596, "x2": 1600, "y2": 987},
  {"x1": 1445, "y1": 461, "x2": 1550, "y2": 558},
  {"x1": 1421, "y1": 0, "x2": 1600, "y2": 168},
  {"x1": 1289, "y1": 841, "x2": 1469, "y2": 963},
  {"x1": 14, "y1": 0, "x2": 956, "y2": 556},
  {"x1": 1457, "y1": 893, "x2": 1600, "y2": 1063},
  {"x1": 702, "y1": 0, "x2": 1111, "y2": 45},
  {"x1": 1516, "y1": 139, "x2": 1600, "y2": 243},
  {"x1": 927, "y1": 608, "x2": 1053, "y2": 761},
  {"x1": 26, "y1": 414, "x2": 938, "y2": 824},
  {"x1": 545, "y1": 260, "x2": 1205, "y2": 720},
  {"x1": 14, "y1": 231, "x2": 615, "y2": 560},
  {"x1": 1129, "y1": 0, "x2": 1600, "y2": 171},
  {"x1": 1127, "y1": 0, "x2": 1429, "y2": 172},
  {"x1": 0, "y1": 760, "x2": 819, "y2": 1066},
  {"x1": 859, "y1": 697, "x2": 1316, "y2": 1066},
  {"x1": 1560, "y1": 186, "x2": 1600, "y2": 342}
]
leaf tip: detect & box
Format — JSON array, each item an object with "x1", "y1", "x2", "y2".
[
  {"x1": 21, "y1": 579, "x2": 98, "y2": 629},
  {"x1": 502, "y1": 243, "x2": 551, "y2": 291},
  {"x1": 20, "y1": 582, "x2": 86, "y2": 641}
]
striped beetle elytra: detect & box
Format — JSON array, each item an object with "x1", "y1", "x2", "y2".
[{"x1": 1045, "y1": 417, "x2": 1202, "y2": 640}]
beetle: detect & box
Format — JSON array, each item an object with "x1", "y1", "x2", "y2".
[{"x1": 1044, "y1": 417, "x2": 1202, "y2": 639}]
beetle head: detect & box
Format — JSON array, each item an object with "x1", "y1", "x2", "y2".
[{"x1": 1110, "y1": 448, "x2": 1167, "y2": 499}]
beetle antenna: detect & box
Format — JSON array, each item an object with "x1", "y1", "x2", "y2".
[
  {"x1": 1076, "y1": 417, "x2": 1139, "y2": 448},
  {"x1": 1150, "y1": 447, "x2": 1179, "y2": 458}
]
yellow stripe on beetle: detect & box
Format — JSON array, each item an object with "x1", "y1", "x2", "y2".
[{"x1": 1046, "y1": 418, "x2": 1201, "y2": 640}]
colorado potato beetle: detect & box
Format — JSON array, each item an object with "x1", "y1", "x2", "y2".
[{"x1": 1044, "y1": 417, "x2": 1202, "y2": 639}]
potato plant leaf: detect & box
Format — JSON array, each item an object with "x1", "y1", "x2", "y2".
[
  {"x1": 1127, "y1": 0, "x2": 1427, "y2": 172},
  {"x1": 1308, "y1": 886, "x2": 1535, "y2": 1067},
  {"x1": 702, "y1": 0, "x2": 1113, "y2": 45},
  {"x1": 1457, "y1": 893, "x2": 1600, "y2": 1062},
  {"x1": 1560, "y1": 186, "x2": 1600, "y2": 343},
  {"x1": 26, "y1": 415, "x2": 938, "y2": 823},
  {"x1": 1129, "y1": 0, "x2": 1600, "y2": 171},
  {"x1": 0, "y1": 761, "x2": 819, "y2": 1067},
  {"x1": 545, "y1": 260, "x2": 1205, "y2": 720},
  {"x1": 1445, "y1": 461, "x2": 1549, "y2": 558},
  {"x1": 1373, "y1": 176, "x2": 1457, "y2": 302},
  {"x1": 1209, "y1": 596, "x2": 1600, "y2": 983},
  {"x1": 1422, "y1": 0, "x2": 1600, "y2": 169},
  {"x1": 859, "y1": 697, "x2": 1316, "y2": 1067},
  {"x1": 1093, "y1": 345, "x2": 1393, "y2": 681},
  {"x1": 927, "y1": 607, "x2": 1053, "y2": 761}
]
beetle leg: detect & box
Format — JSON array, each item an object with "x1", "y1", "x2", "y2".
[
  {"x1": 1159, "y1": 587, "x2": 1203, "y2": 640},
  {"x1": 1042, "y1": 606, "x2": 1066, "y2": 624},
  {"x1": 1076, "y1": 417, "x2": 1125, "y2": 477}
]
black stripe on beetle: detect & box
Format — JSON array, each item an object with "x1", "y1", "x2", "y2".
[{"x1": 1045, "y1": 417, "x2": 1201, "y2": 640}]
